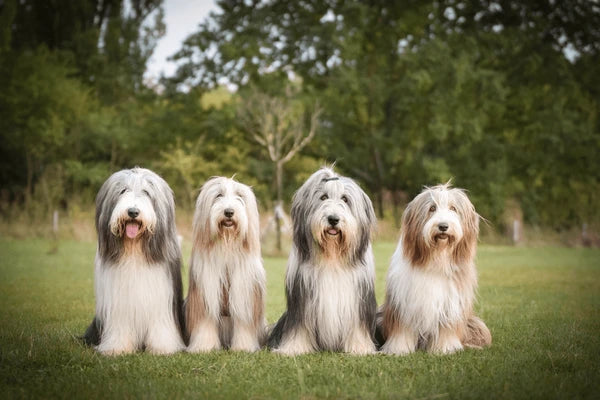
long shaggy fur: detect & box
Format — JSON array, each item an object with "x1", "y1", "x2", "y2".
[
  {"x1": 83, "y1": 167, "x2": 185, "y2": 355},
  {"x1": 185, "y1": 177, "x2": 266, "y2": 352},
  {"x1": 379, "y1": 183, "x2": 491, "y2": 355},
  {"x1": 268, "y1": 167, "x2": 378, "y2": 355}
]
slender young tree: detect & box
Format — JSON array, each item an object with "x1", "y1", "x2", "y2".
[{"x1": 237, "y1": 87, "x2": 322, "y2": 251}]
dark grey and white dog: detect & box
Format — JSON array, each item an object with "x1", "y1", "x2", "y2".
[
  {"x1": 268, "y1": 167, "x2": 378, "y2": 355},
  {"x1": 83, "y1": 167, "x2": 185, "y2": 355}
]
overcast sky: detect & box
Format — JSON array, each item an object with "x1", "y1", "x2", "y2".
[{"x1": 145, "y1": 0, "x2": 218, "y2": 81}]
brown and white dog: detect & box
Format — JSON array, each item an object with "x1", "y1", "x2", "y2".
[
  {"x1": 185, "y1": 177, "x2": 266, "y2": 352},
  {"x1": 379, "y1": 183, "x2": 491, "y2": 355}
]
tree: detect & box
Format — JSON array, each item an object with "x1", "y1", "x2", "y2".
[{"x1": 237, "y1": 87, "x2": 322, "y2": 251}]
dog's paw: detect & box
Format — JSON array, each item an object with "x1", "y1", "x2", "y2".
[
  {"x1": 380, "y1": 342, "x2": 416, "y2": 355},
  {"x1": 186, "y1": 341, "x2": 222, "y2": 353},
  {"x1": 271, "y1": 346, "x2": 311, "y2": 356}
]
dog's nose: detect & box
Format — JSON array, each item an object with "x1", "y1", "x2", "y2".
[
  {"x1": 438, "y1": 222, "x2": 449, "y2": 232},
  {"x1": 128, "y1": 207, "x2": 139, "y2": 219},
  {"x1": 224, "y1": 208, "x2": 234, "y2": 218},
  {"x1": 328, "y1": 215, "x2": 340, "y2": 226}
]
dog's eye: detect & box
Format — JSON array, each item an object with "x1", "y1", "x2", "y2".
[
  {"x1": 429, "y1": 205, "x2": 436, "y2": 212},
  {"x1": 341, "y1": 195, "x2": 349, "y2": 204},
  {"x1": 449, "y1": 205, "x2": 456, "y2": 212},
  {"x1": 320, "y1": 194, "x2": 328, "y2": 201},
  {"x1": 120, "y1": 188, "x2": 127, "y2": 195},
  {"x1": 216, "y1": 193, "x2": 223, "y2": 199},
  {"x1": 142, "y1": 189, "x2": 150, "y2": 197}
]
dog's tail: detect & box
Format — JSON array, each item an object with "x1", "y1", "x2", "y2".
[{"x1": 463, "y1": 316, "x2": 491, "y2": 349}]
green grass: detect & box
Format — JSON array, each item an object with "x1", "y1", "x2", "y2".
[{"x1": 0, "y1": 239, "x2": 599, "y2": 399}]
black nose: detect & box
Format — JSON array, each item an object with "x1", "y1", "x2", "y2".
[
  {"x1": 224, "y1": 208, "x2": 234, "y2": 218},
  {"x1": 328, "y1": 215, "x2": 340, "y2": 226},
  {"x1": 438, "y1": 222, "x2": 449, "y2": 232},
  {"x1": 128, "y1": 207, "x2": 139, "y2": 218}
]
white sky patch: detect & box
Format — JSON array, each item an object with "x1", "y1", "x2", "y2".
[
  {"x1": 320, "y1": 9, "x2": 335, "y2": 23},
  {"x1": 145, "y1": 0, "x2": 218, "y2": 81}
]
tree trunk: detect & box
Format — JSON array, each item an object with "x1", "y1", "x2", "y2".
[
  {"x1": 25, "y1": 152, "x2": 33, "y2": 208},
  {"x1": 392, "y1": 190, "x2": 400, "y2": 228},
  {"x1": 275, "y1": 161, "x2": 283, "y2": 252},
  {"x1": 376, "y1": 189, "x2": 384, "y2": 219}
]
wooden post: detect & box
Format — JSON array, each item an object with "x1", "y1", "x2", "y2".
[
  {"x1": 48, "y1": 210, "x2": 59, "y2": 254},
  {"x1": 512, "y1": 219, "x2": 521, "y2": 245}
]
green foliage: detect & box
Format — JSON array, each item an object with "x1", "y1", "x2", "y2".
[{"x1": 0, "y1": 0, "x2": 599, "y2": 232}]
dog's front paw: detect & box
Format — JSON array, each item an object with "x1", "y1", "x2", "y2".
[
  {"x1": 97, "y1": 344, "x2": 136, "y2": 356},
  {"x1": 230, "y1": 339, "x2": 260, "y2": 352},
  {"x1": 430, "y1": 331, "x2": 463, "y2": 355},
  {"x1": 271, "y1": 345, "x2": 311, "y2": 356},
  {"x1": 187, "y1": 339, "x2": 222, "y2": 353},
  {"x1": 380, "y1": 329, "x2": 418, "y2": 356},
  {"x1": 346, "y1": 343, "x2": 376, "y2": 355},
  {"x1": 147, "y1": 342, "x2": 185, "y2": 355},
  {"x1": 381, "y1": 341, "x2": 415, "y2": 355}
]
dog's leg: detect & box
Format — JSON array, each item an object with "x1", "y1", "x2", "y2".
[
  {"x1": 96, "y1": 324, "x2": 137, "y2": 356},
  {"x1": 187, "y1": 317, "x2": 222, "y2": 352},
  {"x1": 230, "y1": 319, "x2": 260, "y2": 352},
  {"x1": 429, "y1": 325, "x2": 463, "y2": 354},
  {"x1": 146, "y1": 319, "x2": 185, "y2": 355},
  {"x1": 344, "y1": 326, "x2": 376, "y2": 355},
  {"x1": 272, "y1": 326, "x2": 314, "y2": 356},
  {"x1": 380, "y1": 323, "x2": 418, "y2": 355}
]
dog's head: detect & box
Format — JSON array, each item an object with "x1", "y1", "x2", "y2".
[
  {"x1": 401, "y1": 183, "x2": 479, "y2": 266},
  {"x1": 291, "y1": 167, "x2": 375, "y2": 263},
  {"x1": 95, "y1": 167, "x2": 177, "y2": 262},
  {"x1": 192, "y1": 177, "x2": 259, "y2": 251}
]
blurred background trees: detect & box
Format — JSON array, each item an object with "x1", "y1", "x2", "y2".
[{"x1": 1, "y1": 0, "x2": 598, "y2": 241}]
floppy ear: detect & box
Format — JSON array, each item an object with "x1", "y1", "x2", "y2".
[
  {"x1": 401, "y1": 194, "x2": 429, "y2": 266},
  {"x1": 452, "y1": 190, "x2": 479, "y2": 265},
  {"x1": 290, "y1": 168, "x2": 334, "y2": 262},
  {"x1": 290, "y1": 182, "x2": 313, "y2": 263},
  {"x1": 192, "y1": 180, "x2": 214, "y2": 250},
  {"x1": 95, "y1": 171, "x2": 125, "y2": 263},
  {"x1": 143, "y1": 175, "x2": 178, "y2": 264},
  {"x1": 241, "y1": 184, "x2": 261, "y2": 255},
  {"x1": 354, "y1": 188, "x2": 376, "y2": 263}
]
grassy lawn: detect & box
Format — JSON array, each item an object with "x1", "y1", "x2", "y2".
[{"x1": 0, "y1": 238, "x2": 599, "y2": 399}]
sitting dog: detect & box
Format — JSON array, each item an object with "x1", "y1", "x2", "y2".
[
  {"x1": 186, "y1": 177, "x2": 266, "y2": 352},
  {"x1": 379, "y1": 183, "x2": 491, "y2": 354},
  {"x1": 83, "y1": 168, "x2": 185, "y2": 355},
  {"x1": 268, "y1": 167, "x2": 378, "y2": 355}
]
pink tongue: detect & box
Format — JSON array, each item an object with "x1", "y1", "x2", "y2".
[
  {"x1": 328, "y1": 229, "x2": 338, "y2": 235},
  {"x1": 126, "y1": 222, "x2": 139, "y2": 239}
]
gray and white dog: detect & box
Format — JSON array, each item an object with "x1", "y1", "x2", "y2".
[
  {"x1": 83, "y1": 167, "x2": 185, "y2": 355},
  {"x1": 268, "y1": 167, "x2": 378, "y2": 355}
]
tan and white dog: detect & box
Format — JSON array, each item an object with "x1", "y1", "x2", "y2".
[
  {"x1": 379, "y1": 183, "x2": 491, "y2": 355},
  {"x1": 185, "y1": 177, "x2": 266, "y2": 352}
]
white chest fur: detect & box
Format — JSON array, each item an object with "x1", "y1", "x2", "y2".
[
  {"x1": 95, "y1": 253, "x2": 176, "y2": 345},
  {"x1": 310, "y1": 265, "x2": 360, "y2": 348},
  {"x1": 388, "y1": 247, "x2": 467, "y2": 335}
]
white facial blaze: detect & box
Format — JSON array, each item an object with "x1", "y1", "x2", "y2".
[
  {"x1": 109, "y1": 187, "x2": 156, "y2": 238},
  {"x1": 310, "y1": 179, "x2": 359, "y2": 253},
  {"x1": 422, "y1": 189, "x2": 463, "y2": 247},
  {"x1": 202, "y1": 179, "x2": 249, "y2": 242}
]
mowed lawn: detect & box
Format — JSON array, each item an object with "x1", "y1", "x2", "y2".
[{"x1": 0, "y1": 239, "x2": 599, "y2": 399}]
